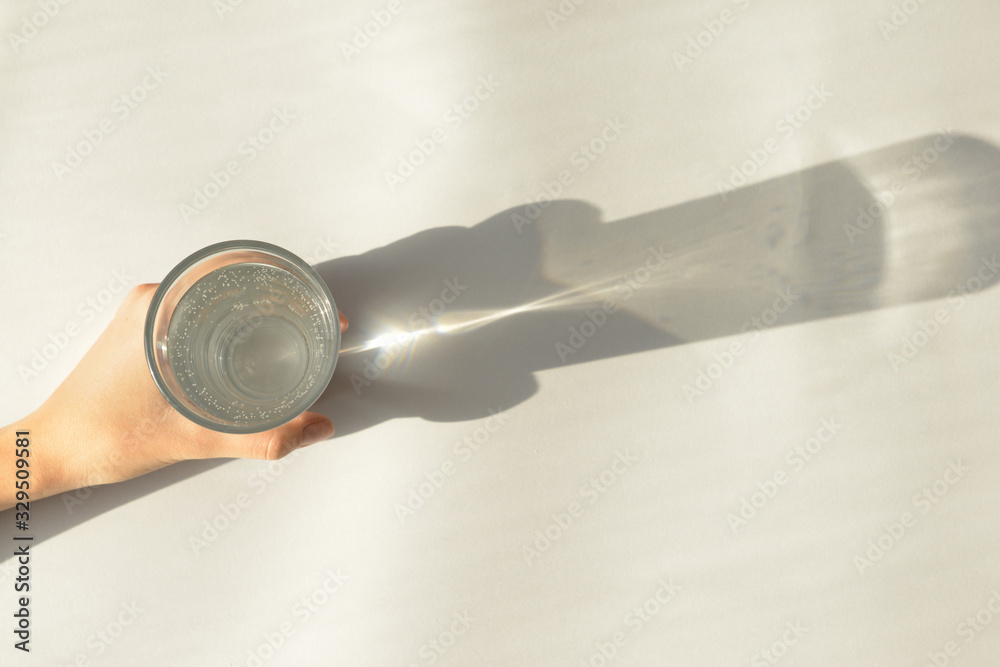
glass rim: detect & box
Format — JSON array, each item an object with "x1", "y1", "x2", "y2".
[{"x1": 144, "y1": 239, "x2": 339, "y2": 434}]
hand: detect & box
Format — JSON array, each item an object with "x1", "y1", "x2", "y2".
[{"x1": 0, "y1": 283, "x2": 348, "y2": 511}]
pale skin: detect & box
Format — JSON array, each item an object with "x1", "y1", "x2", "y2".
[{"x1": 0, "y1": 283, "x2": 347, "y2": 512}]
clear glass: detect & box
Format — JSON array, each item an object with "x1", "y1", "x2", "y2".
[{"x1": 144, "y1": 240, "x2": 340, "y2": 434}]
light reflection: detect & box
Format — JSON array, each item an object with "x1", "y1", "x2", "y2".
[{"x1": 337, "y1": 271, "x2": 669, "y2": 358}]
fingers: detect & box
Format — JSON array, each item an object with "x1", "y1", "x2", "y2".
[
  {"x1": 339, "y1": 310, "x2": 349, "y2": 332},
  {"x1": 257, "y1": 412, "x2": 335, "y2": 460},
  {"x1": 196, "y1": 411, "x2": 335, "y2": 462}
]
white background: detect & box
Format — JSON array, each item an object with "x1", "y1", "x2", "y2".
[{"x1": 2, "y1": 0, "x2": 1000, "y2": 665}]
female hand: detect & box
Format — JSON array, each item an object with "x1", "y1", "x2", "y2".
[{"x1": 1, "y1": 283, "x2": 348, "y2": 511}]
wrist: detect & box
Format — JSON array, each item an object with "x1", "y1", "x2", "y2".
[
  {"x1": 1, "y1": 419, "x2": 36, "y2": 511},
  {"x1": 1, "y1": 409, "x2": 80, "y2": 511}
]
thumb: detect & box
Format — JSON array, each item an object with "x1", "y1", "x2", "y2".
[{"x1": 203, "y1": 411, "x2": 334, "y2": 461}]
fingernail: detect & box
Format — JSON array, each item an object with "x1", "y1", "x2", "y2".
[{"x1": 301, "y1": 420, "x2": 334, "y2": 447}]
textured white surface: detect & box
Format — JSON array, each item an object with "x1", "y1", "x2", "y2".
[{"x1": 2, "y1": 1, "x2": 1000, "y2": 665}]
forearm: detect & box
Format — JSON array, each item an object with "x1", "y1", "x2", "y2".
[{"x1": 0, "y1": 412, "x2": 76, "y2": 512}]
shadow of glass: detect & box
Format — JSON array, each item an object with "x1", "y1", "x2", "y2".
[{"x1": 314, "y1": 134, "x2": 1000, "y2": 436}]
